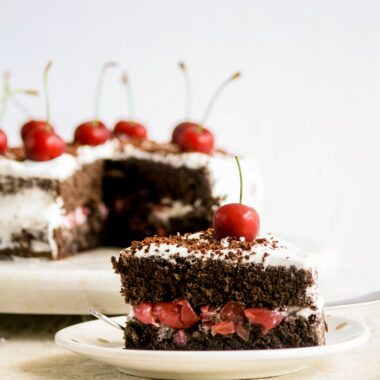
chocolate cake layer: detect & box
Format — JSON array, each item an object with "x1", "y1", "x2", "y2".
[
  {"x1": 112, "y1": 255, "x2": 314, "y2": 309},
  {"x1": 124, "y1": 316, "x2": 326, "y2": 350},
  {"x1": 103, "y1": 158, "x2": 218, "y2": 245},
  {"x1": 59, "y1": 160, "x2": 104, "y2": 212}
]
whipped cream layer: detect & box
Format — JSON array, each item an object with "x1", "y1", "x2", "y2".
[
  {"x1": 0, "y1": 186, "x2": 89, "y2": 258},
  {"x1": 0, "y1": 187, "x2": 65, "y2": 257},
  {"x1": 124, "y1": 231, "x2": 317, "y2": 271}
]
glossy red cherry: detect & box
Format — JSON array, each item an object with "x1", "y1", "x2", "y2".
[
  {"x1": 21, "y1": 120, "x2": 55, "y2": 140},
  {"x1": 74, "y1": 121, "x2": 110, "y2": 146},
  {"x1": 176, "y1": 123, "x2": 214, "y2": 154},
  {"x1": 0, "y1": 129, "x2": 8, "y2": 153},
  {"x1": 173, "y1": 330, "x2": 188, "y2": 346},
  {"x1": 244, "y1": 308, "x2": 285, "y2": 330},
  {"x1": 176, "y1": 299, "x2": 200, "y2": 327},
  {"x1": 153, "y1": 302, "x2": 183, "y2": 329},
  {"x1": 213, "y1": 156, "x2": 260, "y2": 241},
  {"x1": 211, "y1": 320, "x2": 235, "y2": 336},
  {"x1": 152, "y1": 299, "x2": 199, "y2": 329},
  {"x1": 220, "y1": 301, "x2": 245, "y2": 323},
  {"x1": 171, "y1": 121, "x2": 198, "y2": 144},
  {"x1": 213, "y1": 203, "x2": 260, "y2": 241},
  {"x1": 24, "y1": 129, "x2": 66, "y2": 161},
  {"x1": 114, "y1": 120, "x2": 147, "y2": 139},
  {"x1": 133, "y1": 302, "x2": 157, "y2": 325}
]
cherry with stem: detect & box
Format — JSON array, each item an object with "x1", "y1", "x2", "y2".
[
  {"x1": 174, "y1": 69, "x2": 241, "y2": 154},
  {"x1": 75, "y1": 62, "x2": 116, "y2": 145},
  {"x1": 113, "y1": 71, "x2": 147, "y2": 139},
  {"x1": 24, "y1": 62, "x2": 66, "y2": 161},
  {"x1": 213, "y1": 156, "x2": 260, "y2": 241}
]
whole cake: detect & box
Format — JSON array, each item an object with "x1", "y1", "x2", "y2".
[
  {"x1": 0, "y1": 62, "x2": 262, "y2": 260},
  {"x1": 111, "y1": 229, "x2": 326, "y2": 350},
  {"x1": 0, "y1": 138, "x2": 262, "y2": 259}
]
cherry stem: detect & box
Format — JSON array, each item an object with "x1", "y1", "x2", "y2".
[
  {"x1": 94, "y1": 62, "x2": 117, "y2": 125},
  {"x1": 44, "y1": 62, "x2": 53, "y2": 131},
  {"x1": 235, "y1": 156, "x2": 243, "y2": 204},
  {"x1": 0, "y1": 72, "x2": 10, "y2": 125},
  {"x1": 121, "y1": 72, "x2": 135, "y2": 120},
  {"x1": 200, "y1": 72, "x2": 241, "y2": 126},
  {"x1": 0, "y1": 72, "x2": 38, "y2": 124},
  {"x1": 179, "y1": 62, "x2": 191, "y2": 120}
]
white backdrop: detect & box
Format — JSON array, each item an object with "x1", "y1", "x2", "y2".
[{"x1": 0, "y1": 0, "x2": 379, "y2": 293}]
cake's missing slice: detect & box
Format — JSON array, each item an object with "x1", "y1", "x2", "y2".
[{"x1": 112, "y1": 229, "x2": 326, "y2": 350}]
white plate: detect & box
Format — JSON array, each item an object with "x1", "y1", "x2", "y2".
[
  {"x1": 55, "y1": 314, "x2": 369, "y2": 380},
  {"x1": 0, "y1": 234, "x2": 337, "y2": 315}
]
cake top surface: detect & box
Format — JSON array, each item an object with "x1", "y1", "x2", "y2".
[
  {"x1": 122, "y1": 228, "x2": 316, "y2": 270},
  {"x1": 0, "y1": 138, "x2": 230, "y2": 179}
]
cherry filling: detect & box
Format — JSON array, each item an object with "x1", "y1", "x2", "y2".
[{"x1": 132, "y1": 300, "x2": 286, "y2": 343}]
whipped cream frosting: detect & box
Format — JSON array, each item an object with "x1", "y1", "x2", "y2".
[
  {"x1": 127, "y1": 232, "x2": 317, "y2": 271},
  {"x1": 0, "y1": 188, "x2": 65, "y2": 258}
]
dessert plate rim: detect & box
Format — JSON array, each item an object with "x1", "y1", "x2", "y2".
[{"x1": 55, "y1": 314, "x2": 369, "y2": 360}]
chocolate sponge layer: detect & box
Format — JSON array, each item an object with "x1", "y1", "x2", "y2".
[
  {"x1": 112, "y1": 255, "x2": 315, "y2": 309},
  {"x1": 103, "y1": 158, "x2": 218, "y2": 246}
]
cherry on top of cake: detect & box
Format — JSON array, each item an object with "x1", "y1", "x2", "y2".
[
  {"x1": 20, "y1": 62, "x2": 66, "y2": 162},
  {"x1": 113, "y1": 72, "x2": 148, "y2": 139},
  {"x1": 171, "y1": 62, "x2": 241, "y2": 155},
  {"x1": 74, "y1": 62, "x2": 116, "y2": 146}
]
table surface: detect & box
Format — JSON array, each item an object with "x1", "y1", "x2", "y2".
[{"x1": 0, "y1": 304, "x2": 379, "y2": 380}]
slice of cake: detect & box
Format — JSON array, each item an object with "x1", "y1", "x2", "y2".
[
  {"x1": 111, "y1": 229, "x2": 326, "y2": 350},
  {"x1": 112, "y1": 156, "x2": 326, "y2": 350}
]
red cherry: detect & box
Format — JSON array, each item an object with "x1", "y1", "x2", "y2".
[
  {"x1": 0, "y1": 129, "x2": 8, "y2": 153},
  {"x1": 244, "y1": 308, "x2": 286, "y2": 330},
  {"x1": 220, "y1": 301, "x2": 245, "y2": 323},
  {"x1": 74, "y1": 121, "x2": 110, "y2": 146},
  {"x1": 21, "y1": 120, "x2": 55, "y2": 141},
  {"x1": 173, "y1": 330, "x2": 188, "y2": 346},
  {"x1": 235, "y1": 322, "x2": 250, "y2": 341},
  {"x1": 171, "y1": 121, "x2": 198, "y2": 144},
  {"x1": 153, "y1": 300, "x2": 199, "y2": 329},
  {"x1": 200, "y1": 304, "x2": 214, "y2": 321},
  {"x1": 176, "y1": 299, "x2": 200, "y2": 328},
  {"x1": 211, "y1": 320, "x2": 235, "y2": 336},
  {"x1": 153, "y1": 302, "x2": 183, "y2": 329},
  {"x1": 176, "y1": 123, "x2": 214, "y2": 154},
  {"x1": 133, "y1": 302, "x2": 157, "y2": 325},
  {"x1": 114, "y1": 120, "x2": 147, "y2": 139},
  {"x1": 24, "y1": 129, "x2": 66, "y2": 161},
  {"x1": 213, "y1": 203, "x2": 260, "y2": 241}
]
